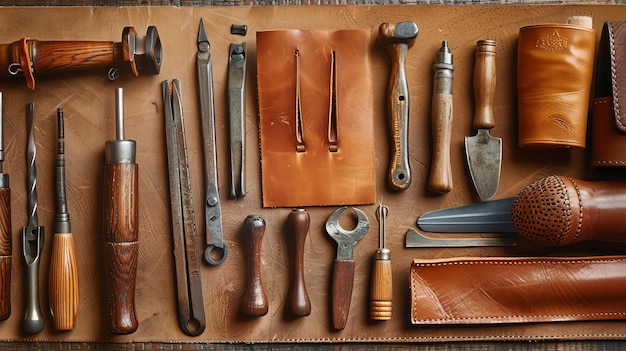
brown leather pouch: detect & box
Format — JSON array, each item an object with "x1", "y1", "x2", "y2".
[
  {"x1": 410, "y1": 256, "x2": 626, "y2": 325},
  {"x1": 256, "y1": 29, "x2": 376, "y2": 208},
  {"x1": 591, "y1": 22, "x2": 626, "y2": 167},
  {"x1": 517, "y1": 23, "x2": 596, "y2": 148}
]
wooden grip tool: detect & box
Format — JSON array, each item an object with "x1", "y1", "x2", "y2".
[
  {"x1": 325, "y1": 207, "x2": 369, "y2": 330},
  {"x1": 0, "y1": 93, "x2": 11, "y2": 321},
  {"x1": 370, "y1": 203, "x2": 392, "y2": 321},
  {"x1": 103, "y1": 88, "x2": 138, "y2": 334},
  {"x1": 286, "y1": 209, "x2": 311, "y2": 317},
  {"x1": 49, "y1": 108, "x2": 79, "y2": 331},
  {"x1": 428, "y1": 41, "x2": 455, "y2": 194},
  {"x1": 241, "y1": 215, "x2": 268, "y2": 316},
  {"x1": 378, "y1": 21, "x2": 418, "y2": 191}
]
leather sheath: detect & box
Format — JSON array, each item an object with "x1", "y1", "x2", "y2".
[
  {"x1": 591, "y1": 21, "x2": 626, "y2": 167},
  {"x1": 410, "y1": 256, "x2": 626, "y2": 325},
  {"x1": 517, "y1": 24, "x2": 596, "y2": 148},
  {"x1": 257, "y1": 29, "x2": 376, "y2": 208}
]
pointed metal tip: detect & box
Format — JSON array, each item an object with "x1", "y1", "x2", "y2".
[{"x1": 198, "y1": 18, "x2": 208, "y2": 44}]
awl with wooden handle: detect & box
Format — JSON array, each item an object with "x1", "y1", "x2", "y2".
[
  {"x1": 465, "y1": 40, "x2": 501, "y2": 201},
  {"x1": 49, "y1": 108, "x2": 79, "y2": 330},
  {"x1": 428, "y1": 41, "x2": 454, "y2": 194},
  {"x1": 103, "y1": 88, "x2": 138, "y2": 334},
  {"x1": 370, "y1": 204, "x2": 392, "y2": 321},
  {"x1": 378, "y1": 22, "x2": 418, "y2": 191}
]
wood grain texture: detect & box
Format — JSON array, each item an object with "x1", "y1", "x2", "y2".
[
  {"x1": 49, "y1": 233, "x2": 79, "y2": 330},
  {"x1": 0, "y1": 188, "x2": 10, "y2": 321}
]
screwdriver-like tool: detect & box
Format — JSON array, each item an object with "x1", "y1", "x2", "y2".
[
  {"x1": 370, "y1": 203, "x2": 392, "y2": 321},
  {"x1": 49, "y1": 108, "x2": 79, "y2": 330},
  {"x1": 0, "y1": 92, "x2": 11, "y2": 321},
  {"x1": 103, "y1": 88, "x2": 139, "y2": 334},
  {"x1": 22, "y1": 102, "x2": 44, "y2": 334}
]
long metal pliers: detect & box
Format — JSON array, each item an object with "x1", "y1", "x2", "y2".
[
  {"x1": 162, "y1": 79, "x2": 205, "y2": 336},
  {"x1": 197, "y1": 19, "x2": 227, "y2": 266}
]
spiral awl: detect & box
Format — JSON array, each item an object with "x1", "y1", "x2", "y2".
[{"x1": 22, "y1": 103, "x2": 44, "y2": 334}]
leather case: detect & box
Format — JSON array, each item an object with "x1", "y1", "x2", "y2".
[
  {"x1": 517, "y1": 23, "x2": 596, "y2": 148},
  {"x1": 591, "y1": 21, "x2": 626, "y2": 167},
  {"x1": 256, "y1": 29, "x2": 376, "y2": 208},
  {"x1": 410, "y1": 256, "x2": 626, "y2": 325}
]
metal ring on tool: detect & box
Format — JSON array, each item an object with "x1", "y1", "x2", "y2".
[{"x1": 204, "y1": 243, "x2": 229, "y2": 265}]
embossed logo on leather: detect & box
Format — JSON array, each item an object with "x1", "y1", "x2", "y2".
[{"x1": 535, "y1": 29, "x2": 568, "y2": 52}]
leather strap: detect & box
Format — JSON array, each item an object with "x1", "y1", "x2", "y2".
[
  {"x1": 410, "y1": 256, "x2": 626, "y2": 325},
  {"x1": 17, "y1": 37, "x2": 35, "y2": 90}
]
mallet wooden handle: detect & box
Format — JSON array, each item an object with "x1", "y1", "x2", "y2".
[
  {"x1": 242, "y1": 215, "x2": 268, "y2": 316},
  {"x1": 286, "y1": 209, "x2": 311, "y2": 317}
]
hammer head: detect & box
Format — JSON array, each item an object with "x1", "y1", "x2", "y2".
[{"x1": 378, "y1": 21, "x2": 419, "y2": 47}]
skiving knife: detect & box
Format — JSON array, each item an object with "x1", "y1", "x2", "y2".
[
  {"x1": 465, "y1": 39, "x2": 501, "y2": 201},
  {"x1": 417, "y1": 197, "x2": 517, "y2": 233}
]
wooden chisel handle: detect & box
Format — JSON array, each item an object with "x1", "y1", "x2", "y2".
[
  {"x1": 286, "y1": 209, "x2": 311, "y2": 317},
  {"x1": 379, "y1": 22, "x2": 418, "y2": 191},
  {"x1": 241, "y1": 215, "x2": 268, "y2": 316},
  {"x1": 473, "y1": 40, "x2": 496, "y2": 130},
  {"x1": 0, "y1": 187, "x2": 10, "y2": 320},
  {"x1": 103, "y1": 163, "x2": 138, "y2": 334},
  {"x1": 49, "y1": 232, "x2": 79, "y2": 330},
  {"x1": 331, "y1": 259, "x2": 355, "y2": 330}
]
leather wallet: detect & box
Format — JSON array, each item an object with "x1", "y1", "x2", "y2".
[
  {"x1": 591, "y1": 21, "x2": 626, "y2": 167},
  {"x1": 410, "y1": 256, "x2": 626, "y2": 325}
]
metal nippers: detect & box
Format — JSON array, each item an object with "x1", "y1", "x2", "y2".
[
  {"x1": 197, "y1": 19, "x2": 227, "y2": 265},
  {"x1": 227, "y1": 42, "x2": 247, "y2": 199},
  {"x1": 325, "y1": 206, "x2": 369, "y2": 330}
]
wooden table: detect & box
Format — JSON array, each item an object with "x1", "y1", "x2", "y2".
[{"x1": 2, "y1": 1, "x2": 626, "y2": 350}]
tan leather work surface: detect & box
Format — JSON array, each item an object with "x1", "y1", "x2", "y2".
[{"x1": 0, "y1": 5, "x2": 625, "y2": 343}]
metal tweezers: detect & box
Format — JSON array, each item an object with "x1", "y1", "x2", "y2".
[
  {"x1": 162, "y1": 79, "x2": 205, "y2": 337},
  {"x1": 197, "y1": 19, "x2": 227, "y2": 265}
]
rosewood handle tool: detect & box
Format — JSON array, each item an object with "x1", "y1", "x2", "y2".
[
  {"x1": 22, "y1": 102, "x2": 44, "y2": 334},
  {"x1": 241, "y1": 215, "x2": 268, "y2": 316},
  {"x1": 465, "y1": 40, "x2": 501, "y2": 201},
  {"x1": 286, "y1": 209, "x2": 311, "y2": 317},
  {"x1": 49, "y1": 108, "x2": 79, "y2": 331},
  {"x1": 162, "y1": 79, "x2": 206, "y2": 336},
  {"x1": 0, "y1": 93, "x2": 11, "y2": 321},
  {"x1": 428, "y1": 41, "x2": 455, "y2": 194},
  {"x1": 103, "y1": 88, "x2": 138, "y2": 334},
  {"x1": 197, "y1": 19, "x2": 227, "y2": 266},
  {"x1": 325, "y1": 206, "x2": 369, "y2": 330},
  {"x1": 0, "y1": 26, "x2": 161, "y2": 90},
  {"x1": 378, "y1": 21, "x2": 418, "y2": 191}
]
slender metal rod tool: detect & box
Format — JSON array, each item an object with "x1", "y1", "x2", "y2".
[
  {"x1": 197, "y1": 19, "x2": 227, "y2": 265},
  {"x1": 228, "y1": 42, "x2": 247, "y2": 198},
  {"x1": 22, "y1": 102, "x2": 44, "y2": 334},
  {"x1": 49, "y1": 108, "x2": 79, "y2": 330},
  {"x1": 0, "y1": 92, "x2": 11, "y2": 321},
  {"x1": 162, "y1": 79, "x2": 206, "y2": 336},
  {"x1": 370, "y1": 203, "x2": 392, "y2": 321},
  {"x1": 103, "y1": 88, "x2": 139, "y2": 334}
]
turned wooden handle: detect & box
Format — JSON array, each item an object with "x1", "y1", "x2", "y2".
[
  {"x1": 0, "y1": 187, "x2": 10, "y2": 321},
  {"x1": 473, "y1": 40, "x2": 496, "y2": 130},
  {"x1": 286, "y1": 209, "x2": 311, "y2": 317},
  {"x1": 103, "y1": 163, "x2": 138, "y2": 334},
  {"x1": 370, "y1": 256, "x2": 392, "y2": 321},
  {"x1": 242, "y1": 215, "x2": 268, "y2": 316},
  {"x1": 428, "y1": 92, "x2": 453, "y2": 193},
  {"x1": 49, "y1": 233, "x2": 79, "y2": 330},
  {"x1": 331, "y1": 259, "x2": 355, "y2": 330}
]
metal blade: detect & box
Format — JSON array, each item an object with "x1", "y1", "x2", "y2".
[
  {"x1": 417, "y1": 197, "x2": 517, "y2": 233},
  {"x1": 405, "y1": 228, "x2": 517, "y2": 248},
  {"x1": 465, "y1": 129, "x2": 502, "y2": 201}
]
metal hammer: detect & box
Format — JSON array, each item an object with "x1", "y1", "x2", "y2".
[{"x1": 378, "y1": 21, "x2": 418, "y2": 192}]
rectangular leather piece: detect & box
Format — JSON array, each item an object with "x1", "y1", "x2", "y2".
[
  {"x1": 591, "y1": 21, "x2": 626, "y2": 166},
  {"x1": 257, "y1": 29, "x2": 375, "y2": 208},
  {"x1": 410, "y1": 256, "x2": 626, "y2": 325}
]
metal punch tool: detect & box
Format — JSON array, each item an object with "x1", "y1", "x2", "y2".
[
  {"x1": 228, "y1": 42, "x2": 247, "y2": 199},
  {"x1": 197, "y1": 19, "x2": 227, "y2": 265},
  {"x1": 162, "y1": 79, "x2": 206, "y2": 336}
]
